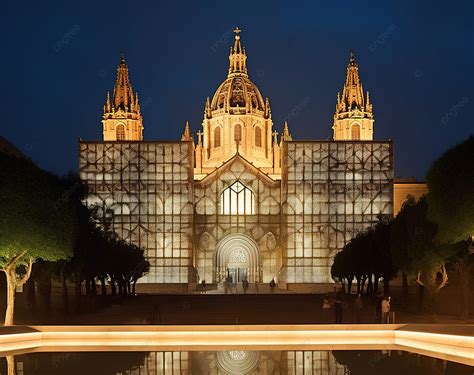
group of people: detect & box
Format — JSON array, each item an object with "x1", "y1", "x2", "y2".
[{"x1": 322, "y1": 286, "x2": 392, "y2": 324}]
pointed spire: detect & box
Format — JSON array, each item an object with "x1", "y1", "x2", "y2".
[
  {"x1": 181, "y1": 121, "x2": 192, "y2": 141},
  {"x1": 228, "y1": 27, "x2": 248, "y2": 77},
  {"x1": 282, "y1": 121, "x2": 292, "y2": 141},
  {"x1": 104, "y1": 91, "x2": 111, "y2": 113},
  {"x1": 264, "y1": 97, "x2": 271, "y2": 119},
  {"x1": 341, "y1": 51, "x2": 364, "y2": 111},
  {"x1": 112, "y1": 54, "x2": 135, "y2": 111},
  {"x1": 205, "y1": 97, "x2": 212, "y2": 119},
  {"x1": 335, "y1": 51, "x2": 373, "y2": 117}
]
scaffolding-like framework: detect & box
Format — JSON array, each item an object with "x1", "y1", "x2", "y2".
[
  {"x1": 282, "y1": 140, "x2": 393, "y2": 283},
  {"x1": 79, "y1": 141, "x2": 194, "y2": 283}
]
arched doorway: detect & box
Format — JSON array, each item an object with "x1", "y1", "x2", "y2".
[{"x1": 214, "y1": 234, "x2": 260, "y2": 283}]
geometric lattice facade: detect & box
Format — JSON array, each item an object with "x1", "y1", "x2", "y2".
[
  {"x1": 282, "y1": 141, "x2": 393, "y2": 283},
  {"x1": 79, "y1": 140, "x2": 392, "y2": 285},
  {"x1": 79, "y1": 141, "x2": 194, "y2": 284}
]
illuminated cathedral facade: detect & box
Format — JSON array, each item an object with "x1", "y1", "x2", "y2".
[{"x1": 79, "y1": 29, "x2": 394, "y2": 289}]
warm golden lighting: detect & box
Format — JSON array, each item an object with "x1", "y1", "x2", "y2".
[{"x1": 1, "y1": 325, "x2": 472, "y2": 366}]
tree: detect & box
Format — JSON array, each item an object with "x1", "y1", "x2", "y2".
[
  {"x1": 426, "y1": 135, "x2": 474, "y2": 244},
  {"x1": 331, "y1": 218, "x2": 396, "y2": 296},
  {"x1": 0, "y1": 153, "x2": 75, "y2": 325},
  {"x1": 426, "y1": 135, "x2": 474, "y2": 318},
  {"x1": 390, "y1": 197, "x2": 456, "y2": 316}
]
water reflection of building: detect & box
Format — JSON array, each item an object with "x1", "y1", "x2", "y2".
[{"x1": 122, "y1": 350, "x2": 348, "y2": 374}]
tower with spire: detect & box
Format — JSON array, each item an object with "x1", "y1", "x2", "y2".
[
  {"x1": 196, "y1": 27, "x2": 279, "y2": 176},
  {"x1": 333, "y1": 52, "x2": 374, "y2": 141},
  {"x1": 102, "y1": 55, "x2": 144, "y2": 141}
]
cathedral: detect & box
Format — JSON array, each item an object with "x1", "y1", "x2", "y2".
[{"x1": 79, "y1": 29, "x2": 395, "y2": 290}]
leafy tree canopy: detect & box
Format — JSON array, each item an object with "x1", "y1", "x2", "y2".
[
  {"x1": 426, "y1": 135, "x2": 474, "y2": 244},
  {"x1": 0, "y1": 153, "x2": 75, "y2": 265}
]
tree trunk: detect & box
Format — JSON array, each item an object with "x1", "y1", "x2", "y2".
[
  {"x1": 4, "y1": 272, "x2": 16, "y2": 326},
  {"x1": 3, "y1": 256, "x2": 34, "y2": 326},
  {"x1": 402, "y1": 272, "x2": 409, "y2": 311},
  {"x1": 74, "y1": 272, "x2": 82, "y2": 312},
  {"x1": 132, "y1": 280, "x2": 137, "y2": 295},
  {"x1": 61, "y1": 270, "x2": 69, "y2": 315},
  {"x1": 110, "y1": 277, "x2": 117, "y2": 296},
  {"x1": 459, "y1": 262, "x2": 470, "y2": 319},
  {"x1": 85, "y1": 278, "x2": 91, "y2": 295},
  {"x1": 367, "y1": 277, "x2": 373, "y2": 295},
  {"x1": 26, "y1": 277, "x2": 37, "y2": 312},
  {"x1": 99, "y1": 276, "x2": 107, "y2": 296},
  {"x1": 39, "y1": 274, "x2": 52, "y2": 313},
  {"x1": 6, "y1": 355, "x2": 15, "y2": 375},
  {"x1": 417, "y1": 284, "x2": 425, "y2": 313},
  {"x1": 373, "y1": 275, "x2": 379, "y2": 294},
  {"x1": 347, "y1": 276, "x2": 353, "y2": 294},
  {"x1": 356, "y1": 277, "x2": 361, "y2": 294}
]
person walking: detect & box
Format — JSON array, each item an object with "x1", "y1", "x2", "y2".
[
  {"x1": 354, "y1": 293, "x2": 363, "y2": 323},
  {"x1": 375, "y1": 292, "x2": 383, "y2": 323},
  {"x1": 381, "y1": 296, "x2": 391, "y2": 323},
  {"x1": 322, "y1": 293, "x2": 332, "y2": 323},
  {"x1": 269, "y1": 277, "x2": 276, "y2": 293},
  {"x1": 242, "y1": 278, "x2": 249, "y2": 293},
  {"x1": 333, "y1": 287, "x2": 344, "y2": 324}
]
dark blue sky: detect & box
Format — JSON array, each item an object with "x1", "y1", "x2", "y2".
[{"x1": 2, "y1": 0, "x2": 473, "y2": 179}]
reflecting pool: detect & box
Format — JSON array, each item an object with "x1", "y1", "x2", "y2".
[{"x1": 1, "y1": 350, "x2": 472, "y2": 374}]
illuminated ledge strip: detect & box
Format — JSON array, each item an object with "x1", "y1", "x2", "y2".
[{"x1": 0, "y1": 325, "x2": 472, "y2": 366}]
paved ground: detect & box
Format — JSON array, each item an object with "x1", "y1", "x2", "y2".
[{"x1": 8, "y1": 293, "x2": 472, "y2": 326}]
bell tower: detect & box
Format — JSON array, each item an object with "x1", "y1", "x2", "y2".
[
  {"x1": 102, "y1": 55, "x2": 143, "y2": 141},
  {"x1": 333, "y1": 52, "x2": 374, "y2": 141}
]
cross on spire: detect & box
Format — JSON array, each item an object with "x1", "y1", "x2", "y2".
[
  {"x1": 272, "y1": 130, "x2": 279, "y2": 144},
  {"x1": 228, "y1": 27, "x2": 247, "y2": 77}
]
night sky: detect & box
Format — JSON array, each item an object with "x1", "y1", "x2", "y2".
[{"x1": 2, "y1": 0, "x2": 473, "y2": 179}]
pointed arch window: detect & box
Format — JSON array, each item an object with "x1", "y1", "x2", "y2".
[
  {"x1": 234, "y1": 124, "x2": 242, "y2": 143},
  {"x1": 214, "y1": 127, "x2": 221, "y2": 148},
  {"x1": 116, "y1": 124, "x2": 126, "y2": 140},
  {"x1": 255, "y1": 126, "x2": 262, "y2": 147},
  {"x1": 221, "y1": 181, "x2": 255, "y2": 215},
  {"x1": 351, "y1": 123, "x2": 361, "y2": 140}
]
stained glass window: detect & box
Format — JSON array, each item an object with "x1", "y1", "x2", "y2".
[{"x1": 221, "y1": 181, "x2": 254, "y2": 215}]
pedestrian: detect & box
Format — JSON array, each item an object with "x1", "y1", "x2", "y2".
[
  {"x1": 354, "y1": 293, "x2": 363, "y2": 323},
  {"x1": 322, "y1": 293, "x2": 332, "y2": 323},
  {"x1": 227, "y1": 276, "x2": 233, "y2": 294},
  {"x1": 201, "y1": 279, "x2": 206, "y2": 294},
  {"x1": 269, "y1": 277, "x2": 276, "y2": 293},
  {"x1": 375, "y1": 292, "x2": 383, "y2": 323},
  {"x1": 381, "y1": 296, "x2": 391, "y2": 323},
  {"x1": 242, "y1": 278, "x2": 249, "y2": 293},
  {"x1": 333, "y1": 286, "x2": 344, "y2": 324}
]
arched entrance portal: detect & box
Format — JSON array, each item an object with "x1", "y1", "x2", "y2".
[{"x1": 214, "y1": 234, "x2": 261, "y2": 283}]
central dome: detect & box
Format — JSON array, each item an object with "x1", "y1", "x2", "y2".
[{"x1": 210, "y1": 75, "x2": 265, "y2": 111}]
